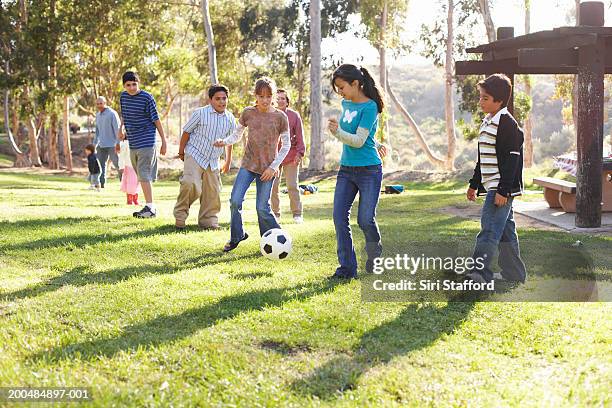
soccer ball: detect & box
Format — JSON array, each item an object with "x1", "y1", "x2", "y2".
[{"x1": 260, "y1": 228, "x2": 292, "y2": 260}]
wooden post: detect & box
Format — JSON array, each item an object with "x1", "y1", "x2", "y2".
[
  {"x1": 575, "y1": 2, "x2": 605, "y2": 227},
  {"x1": 576, "y1": 34, "x2": 605, "y2": 226},
  {"x1": 496, "y1": 27, "x2": 515, "y2": 115}
]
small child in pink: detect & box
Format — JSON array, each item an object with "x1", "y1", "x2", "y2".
[{"x1": 118, "y1": 140, "x2": 140, "y2": 205}]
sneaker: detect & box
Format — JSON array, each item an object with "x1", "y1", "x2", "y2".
[
  {"x1": 293, "y1": 215, "x2": 304, "y2": 224},
  {"x1": 464, "y1": 272, "x2": 488, "y2": 284},
  {"x1": 200, "y1": 225, "x2": 221, "y2": 231},
  {"x1": 223, "y1": 232, "x2": 249, "y2": 252},
  {"x1": 365, "y1": 259, "x2": 374, "y2": 274},
  {"x1": 133, "y1": 206, "x2": 156, "y2": 218},
  {"x1": 88, "y1": 185, "x2": 95, "y2": 190}
]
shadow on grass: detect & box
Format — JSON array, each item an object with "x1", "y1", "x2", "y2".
[
  {"x1": 29, "y1": 278, "x2": 347, "y2": 362},
  {"x1": 291, "y1": 300, "x2": 474, "y2": 400},
  {"x1": 0, "y1": 251, "x2": 261, "y2": 303},
  {"x1": 0, "y1": 220, "x2": 189, "y2": 252}
]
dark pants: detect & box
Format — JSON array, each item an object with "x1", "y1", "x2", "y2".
[
  {"x1": 96, "y1": 146, "x2": 121, "y2": 187},
  {"x1": 471, "y1": 190, "x2": 527, "y2": 282},
  {"x1": 229, "y1": 167, "x2": 280, "y2": 243},
  {"x1": 333, "y1": 165, "x2": 383, "y2": 278}
]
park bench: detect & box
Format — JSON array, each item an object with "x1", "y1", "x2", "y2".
[{"x1": 533, "y1": 177, "x2": 577, "y2": 212}]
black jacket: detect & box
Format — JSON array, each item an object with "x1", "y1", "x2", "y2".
[
  {"x1": 87, "y1": 153, "x2": 101, "y2": 175},
  {"x1": 469, "y1": 111, "x2": 524, "y2": 197}
]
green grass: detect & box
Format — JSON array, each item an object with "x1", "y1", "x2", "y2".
[
  {"x1": 0, "y1": 170, "x2": 610, "y2": 407},
  {"x1": 0, "y1": 152, "x2": 13, "y2": 167}
]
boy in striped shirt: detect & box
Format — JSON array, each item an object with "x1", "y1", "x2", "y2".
[
  {"x1": 173, "y1": 84, "x2": 235, "y2": 230},
  {"x1": 117, "y1": 71, "x2": 168, "y2": 218},
  {"x1": 465, "y1": 74, "x2": 527, "y2": 285}
]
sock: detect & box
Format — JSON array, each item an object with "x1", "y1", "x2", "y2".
[{"x1": 146, "y1": 203, "x2": 156, "y2": 212}]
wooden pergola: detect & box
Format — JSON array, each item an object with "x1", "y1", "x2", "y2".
[{"x1": 456, "y1": 1, "x2": 610, "y2": 228}]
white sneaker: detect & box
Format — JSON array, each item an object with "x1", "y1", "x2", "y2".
[
  {"x1": 88, "y1": 185, "x2": 95, "y2": 190},
  {"x1": 293, "y1": 215, "x2": 304, "y2": 224}
]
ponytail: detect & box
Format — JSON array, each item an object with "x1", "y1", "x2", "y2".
[
  {"x1": 359, "y1": 67, "x2": 384, "y2": 114},
  {"x1": 331, "y1": 64, "x2": 385, "y2": 113}
]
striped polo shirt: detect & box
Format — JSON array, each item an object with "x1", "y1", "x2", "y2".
[
  {"x1": 478, "y1": 107, "x2": 508, "y2": 191},
  {"x1": 183, "y1": 105, "x2": 236, "y2": 170},
  {"x1": 119, "y1": 90, "x2": 159, "y2": 149}
]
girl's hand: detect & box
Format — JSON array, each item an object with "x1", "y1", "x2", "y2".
[
  {"x1": 377, "y1": 144, "x2": 388, "y2": 158},
  {"x1": 327, "y1": 118, "x2": 338, "y2": 135},
  {"x1": 260, "y1": 167, "x2": 277, "y2": 182},
  {"x1": 213, "y1": 139, "x2": 226, "y2": 147}
]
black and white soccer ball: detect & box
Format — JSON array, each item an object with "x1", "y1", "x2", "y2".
[{"x1": 260, "y1": 228, "x2": 293, "y2": 260}]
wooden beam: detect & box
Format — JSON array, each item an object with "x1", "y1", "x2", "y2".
[
  {"x1": 456, "y1": 58, "x2": 612, "y2": 75},
  {"x1": 485, "y1": 34, "x2": 598, "y2": 60},
  {"x1": 518, "y1": 48, "x2": 578, "y2": 67},
  {"x1": 575, "y1": 37, "x2": 605, "y2": 228},
  {"x1": 467, "y1": 32, "x2": 598, "y2": 55}
]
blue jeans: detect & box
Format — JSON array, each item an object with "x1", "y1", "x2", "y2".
[
  {"x1": 471, "y1": 190, "x2": 527, "y2": 282},
  {"x1": 96, "y1": 146, "x2": 121, "y2": 186},
  {"x1": 229, "y1": 167, "x2": 280, "y2": 243},
  {"x1": 333, "y1": 165, "x2": 383, "y2": 277},
  {"x1": 88, "y1": 173, "x2": 100, "y2": 186}
]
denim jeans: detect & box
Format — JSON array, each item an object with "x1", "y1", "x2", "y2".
[
  {"x1": 96, "y1": 146, "x2": 121, "y2": 186},
  {"x1": 229, "y1": 167, "x2": 280, "y2": 243},
  {"x1": 88, "y1": 173, "x2": 101, "y2": 186},
  {"x1": 333, "y1": 165, "x2": 383, "y2": 277},
  {"x1": 471, "y1": 190, "x2": 527, "y2": 282}
]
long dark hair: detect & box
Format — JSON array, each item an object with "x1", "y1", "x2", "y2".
[{"x1": 331, "y1": 64, "x2": 384, "y2": 113}]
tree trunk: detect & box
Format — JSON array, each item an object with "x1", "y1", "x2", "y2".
[
  {"x1": 201, "y1": 0, "x2": 218, "y2": 84},
  {"x1": 62, "y1": 96, "x2": 73, "y2": 171},
  {"x1": 523, "y1": 0, "x2": 534, "y2": 167},
  {"x1": 3, "y1": 89, "x2": 29, "y2": 167},
  {"x1": 378, "y1": 0, "x2": 390, "y2": 149},
  {"x1": 572, "y1": 0, "x2": 580, "y2": 129},
  {"x1": 444, "y1": 0, "x2": 457, "y2": 171},
  {"x1": 386, "y1": 78, "x2": 445, "y2": 168},
  {"x1": 24, "y1": 86, "x2": 42, "y2": 166},
  {"x1": 49, "y1": 113, "x2": 59, "y2": 169},
  {"x1": 477, "y1": 0, "x2": 496, "y2": 42},
  {"x1": 308, "y1": 0, "x2": 324, "y2": 170}
]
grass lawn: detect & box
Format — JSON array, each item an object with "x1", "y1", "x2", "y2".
[{"x1": 0, "y1": 169, "x2": 610, "y2": 407}]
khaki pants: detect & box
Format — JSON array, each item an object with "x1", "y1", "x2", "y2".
[
  {"x1": 271, "y1": 163, "x2": 302, "y2": 218},
  {"x1": 173, "y1": 154, "x2": 221, "y2": 228}
]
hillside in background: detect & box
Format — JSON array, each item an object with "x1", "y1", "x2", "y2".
[{"x1": 323, "y1": 64, "x2": 585, "y2": 171}]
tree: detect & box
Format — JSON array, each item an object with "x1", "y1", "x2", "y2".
[
  {"x1": 201, "y1": 0, "x2": 218, "y2": 85},
  {"x1": 309, "y1": 0, "x2": 324, "y2": 170},
  {"x1": 386, "y1": 77, "x2": 446, "y2": 167},
  {"x1": 477, "y1": 0, "x2": 495, "y2": 42},
  {"x1": 360, "y1": 0, "x2": 409, "y2": 156},
  {"x1": 0, "y1": 2, "x2": 29, "y2": 167},
  {"x1": 444, "y1": 0, "x2": 457, "y2": 170}
]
